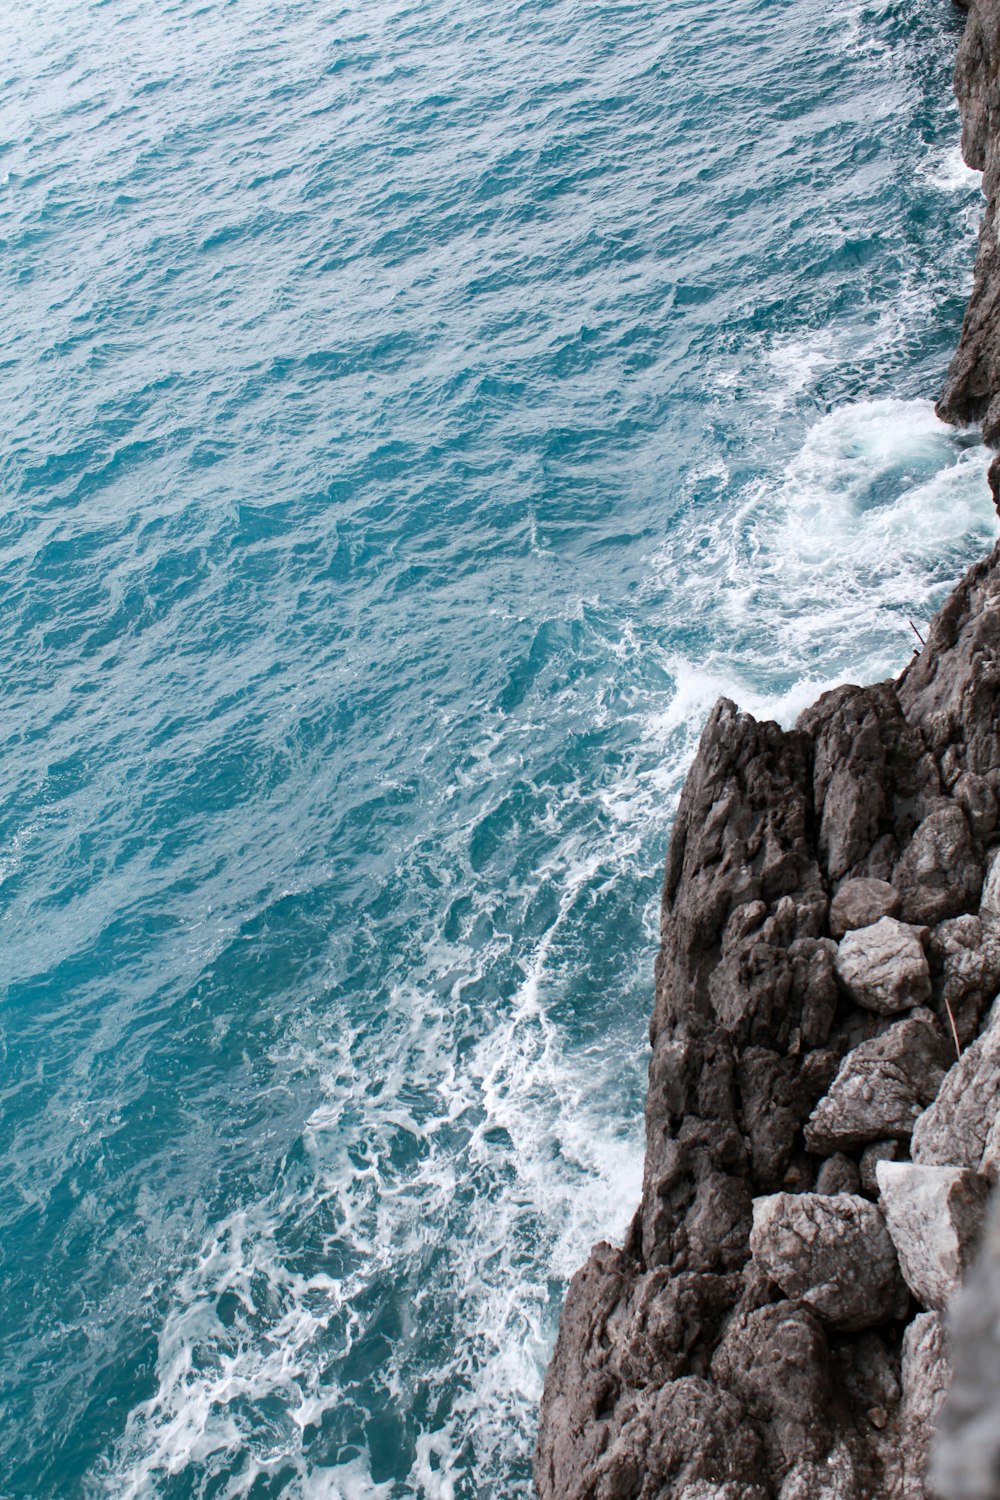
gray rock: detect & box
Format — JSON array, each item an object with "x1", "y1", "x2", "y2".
[
  {"x1": 640, "y1": 697, "x2": 830, "y2": 1270},
  {"x1": 830, "y1": 1329, "x2": 902, "y2": 1428},
  {"x1": 912, "y1": 1001, "x2": 1000, "y2": 1179},
  {"x1": 930, "y1": 1189, "x2": 1000, "y2": 1500},
  {"x1": 539, "y1": 510, "x2": 1000, "y2": 1497},
  {"x1": 877, "y1": 1161, "x2": 989, "y2": 1311},
  {"x1": 937, "y1": 0, "x2": 1000, "y2": 440},
  {"x1": 805, "y1": 1011, "x2": 950, "y2": 1153},
  {"x1": 830, "y1": 877, "x2": 901, "y2": 938},
  {"x1": 749, "y1": 1191, "x2": 907, "y2": 1331},
  {"x1": 896, "y1": 1313, "x2": 950, "y2": 1500},
  {"x1": 533, "y1": 1242, "x2": 637, "y2": 1500},
  {"x1": 618, "y1": 1269, "x2": 741, "y2": 1387},
  {"x1": 574, "y1": 1377, "x2": 767, "y2": 1500},
  {"x1": 775, "y1": 1447, "x2": 867, "y2": 1500},
  {"x1": 834, "y1": 917, "x2": 932, "y2": 1015},
  {"x1": 896, "y1": 544, "x2": 1000, "y2": 787},
  {"x1": 894, "y1": 803, "x2": 981, "y2": 926},
  {"x1": 737, "y1": 1044, "x2": 839, "y2": 1190},
  {"x1": 955, "y1": 771, "x2": 999, "y2": 850},
  {"x1": 711, "y1": 1302, "x2": 836, "y2": 1469},
  {"x1": 930, "y1": 914, "x2": 1000, "y2": 1050},
  {"x1": 860, "y1": 1138, "x2": 903, "y2": 1196},
  {"x1": 799, "y1": 681, "x2": 936, "y2": 887},
  {"x1": 980, "y1": 845, "x2": 1000, "y2": 918},
  {"x1": 815, "y1": 1153, "x2": 862, "y2": 1195}
]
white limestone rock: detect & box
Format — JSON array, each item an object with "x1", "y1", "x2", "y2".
[{"x1": 877, "y1": 1161, "x2": 989, "y2": 1311}]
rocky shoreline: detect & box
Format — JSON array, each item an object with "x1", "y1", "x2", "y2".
[{"x1": 535, "y1": 5, "x2": 1000, "y2": 1498}]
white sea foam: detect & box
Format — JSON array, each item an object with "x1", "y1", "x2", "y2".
[
  {"x1": 99, "y1": 832, "x2": 646, "y2": 1499},
  {"x1": 646, "y1": 397, "x2": 996, "y2": 726},
  {"x1": 923, "y1": 143, "x2": 983, "y2": 194},
  {"x1": 94, "y1": 390, "x2": 996, "y2": 1500},
  {"x1": 766, "y1": 331, "x2": 836, "y2": 404}
]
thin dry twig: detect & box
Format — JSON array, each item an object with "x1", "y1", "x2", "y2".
[{"x1": 944, "y1": 995, "x2": 962, "y2": 1062}]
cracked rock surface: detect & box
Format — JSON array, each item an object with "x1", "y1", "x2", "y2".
[
  {"x1": 536, "y1": 537, "x2": 1000, "y2": 1500},
  {"x1": 877, "y1": 1162, "x2": 989, "y2": 1312}
]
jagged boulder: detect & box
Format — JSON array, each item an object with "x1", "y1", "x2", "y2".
[
  {"x1": 829, "y1": 877, "x2": 900, "y2": 938},
  {"x1": 798, "y1": 681, "x2": 936, "y2": 887},
  {"x1": 877, "y1": 1162, "x2": 989, "y2": 1311},
  {"x1": 834, "y1": 917, "x2": 932, "y2": 1015},
  {"x1": 894, "y1": 804, "x2": 981, "y2": 926},
  {"x1": 711, "y1": 1302, "x2": 835, "y2": 1470},
  {"x1": 749, "y1": 1192, "x2": 907, "y2": 1331},
  {"x1": 912, "y1": 1000, "x2": 1000, "y2": 1179},
  {"x1": 929, "y1": 914, "x2": 1000, "y2": 1048},
  {"x1": 805, "y1": 1011, "x2": 950, "y2": 1153}
]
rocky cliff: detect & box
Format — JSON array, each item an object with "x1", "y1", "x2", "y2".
[
  {"x1": 535, "y1": 5, "x2": 1000, "y2": 1498},
  {"x1": 939, "y1": 0, "x2": 1000, "y2": 451}
]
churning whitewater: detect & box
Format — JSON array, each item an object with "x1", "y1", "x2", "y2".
[{"x1": 0, "y1": 1, "x2": 994, "y2": 1496}]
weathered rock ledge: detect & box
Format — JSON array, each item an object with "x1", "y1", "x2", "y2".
[{"x1": 535, "y1": 5, "x2": 1000, "y2": 1497}]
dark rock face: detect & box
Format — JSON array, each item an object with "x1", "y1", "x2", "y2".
[
  {"x1": 535, "y1": 540, "x2": 1000, "y2": 1500},
  {"x1": 829, "y1": 877, "x2": 900, "y2": 938},
  {"x1": 938, "y1": 0, "x2": 1000, "y2": 444}
]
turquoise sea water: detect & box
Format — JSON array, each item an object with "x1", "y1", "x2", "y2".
[{"x1": 0, "y1": 1, "x2": 995, "y2": 1495}]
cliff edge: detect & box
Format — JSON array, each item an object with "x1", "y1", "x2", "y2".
[
  {"x1": 939, "y1": 0, "x2": 1000, "y2": 446},
  {"x1": 536, "y1": 5, "x2": 1000, "y2": 1498}
]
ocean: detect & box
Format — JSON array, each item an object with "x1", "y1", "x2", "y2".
[{"x1": 0, "y1": 0, "x2": 994, "y2": 1495}]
